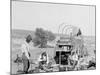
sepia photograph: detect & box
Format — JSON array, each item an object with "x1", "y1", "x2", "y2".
[{"x1": 11, "y1": 0, "x2": 96, "y2": 74}]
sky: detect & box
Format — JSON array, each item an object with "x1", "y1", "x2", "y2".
[{"x1": 12, "y1": 1, "x2": 95, "y2": 36}]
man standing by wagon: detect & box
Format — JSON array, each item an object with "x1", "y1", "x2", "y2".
[{"x1": 21, "y1": 35, "x2": 32, "y2": 73}]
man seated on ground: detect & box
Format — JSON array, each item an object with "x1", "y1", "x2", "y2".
[
  {"x1": 69, "y1": 51, "x2": 78, "y2": 70},
  {"x1": 36, "y1": 52, "x2": 51, "y2": 71}
]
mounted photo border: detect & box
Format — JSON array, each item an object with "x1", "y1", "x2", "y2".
[{"x1": 10, "y1": 0, "x2": 96, "y2": 74}]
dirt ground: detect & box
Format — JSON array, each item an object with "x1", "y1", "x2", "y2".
[{"x1": 11, "y1": 37, "x2": 96, "y2": 74}]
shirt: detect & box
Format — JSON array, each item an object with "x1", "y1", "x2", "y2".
[
  {"x1": 36, "y1": 53, "x2": 49, "y2": 64},
  {"x1": 21, "y1": 41, "x2": 30, "y2": 59},
  {"x1": 72, "y1": 54, "x2": 78, "y2": 61}
]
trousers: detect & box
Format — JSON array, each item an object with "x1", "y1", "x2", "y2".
[{"x1": 22, "y1": 53, "x2": 30, "y2": 73}]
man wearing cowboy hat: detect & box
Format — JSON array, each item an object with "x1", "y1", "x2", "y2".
[{"x1": 21, "y1": 35, "x2": 32, "y2": 73}]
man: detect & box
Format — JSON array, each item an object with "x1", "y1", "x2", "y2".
[
  {"x1": 21, "y1": 35, "x2": 32, "y2": 73},
  {"x1": 72, "y1": 51, "x2": 78, "y2": 70},
  {"x1": 37, "y1": 52, "x2": 49, "y2": 71}
]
